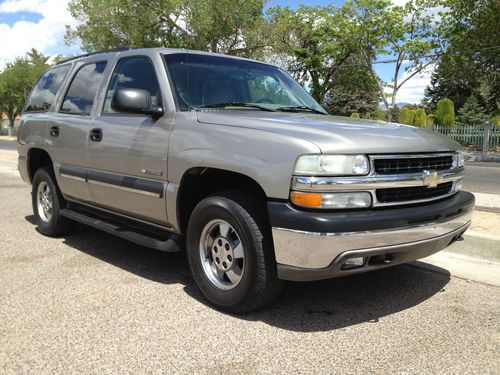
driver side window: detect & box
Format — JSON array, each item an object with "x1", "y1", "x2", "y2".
[{"x1": 103, "y1": 56, "x2": 160, "y2": 113}]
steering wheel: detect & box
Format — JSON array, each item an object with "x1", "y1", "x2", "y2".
[{"x1": 256, "y1": 98, "x2": 275, "y2": 104}]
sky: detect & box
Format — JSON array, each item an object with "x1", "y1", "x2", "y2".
[{"x1": 0, "y1": 0, "x2": 432, "y2": 104}]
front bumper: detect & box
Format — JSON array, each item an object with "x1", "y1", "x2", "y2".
[{"x1": 268, "y1": 191, "x2": 474, "y2": 281}]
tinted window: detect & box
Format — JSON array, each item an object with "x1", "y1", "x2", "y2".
[
  {"x1": 164, "y1": 53, "x2": 324, "y2": 112},
  {"x1": 60, "y1": 62, "x2": 107, "y2": 115},
  {"x1": 24, "y1": 65, "x2": 70, "y2": 112},
  {"x1": 103, "y1": 56, "x2": 160, "y2": 113}
]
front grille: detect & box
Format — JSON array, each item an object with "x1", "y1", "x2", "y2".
[
  {"x1": 376, "y1": 182, "x2": 453, "y2": 203},
  {"x1": 374, "y1": 156, "x2": 454, "y2": 174}
]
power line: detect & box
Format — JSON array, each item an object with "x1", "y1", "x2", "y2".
[{"x1": 287, "y1": 46, "x2": 500, "y2": 72}]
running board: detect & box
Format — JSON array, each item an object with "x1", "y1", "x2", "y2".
[{"x1": 60, "y1": 208, "x2": 182, "y2": 252}]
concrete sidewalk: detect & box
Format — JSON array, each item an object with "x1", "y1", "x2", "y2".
[{"x1": 473, "y1": 192, "x2": 500, "y2": 213}]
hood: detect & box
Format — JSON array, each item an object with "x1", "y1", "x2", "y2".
[{"x1": 196, "y1": 111, "x2": 460, "y2": 154}]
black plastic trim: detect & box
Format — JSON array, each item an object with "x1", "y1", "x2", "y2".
[
  {"x1": 87, "y1": 169, "x2": 164, "y2": 197},
  {"x1": 59, "y1": 164, "x2": 165, "y2": 197},
  {"x1": 59, "y1": 165, "x2": 86, "y2": 180},
  {"x1": 268, "y1": 191, "x2": 475, "y2": 233}
]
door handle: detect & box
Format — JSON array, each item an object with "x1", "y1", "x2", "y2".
[
  {"x1": 49, "y1": 126, "x2": 59, "y2": 137},
  {"x1": 89, "y1": 128, "x2": 103, "y2": 142}
]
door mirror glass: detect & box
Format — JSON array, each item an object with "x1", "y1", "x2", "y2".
[{"x1": 111, "y1": 88, "x2": 163, "y2": 117}]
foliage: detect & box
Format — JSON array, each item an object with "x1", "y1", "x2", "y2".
[
  {"x1": 424, "y1": 0, "x2": 499, "y2": 118},
  {"x1": 458, "y1": 96, "x2": 490, "y2": 125},
  {"x1": 427, "y1": 114, "x2": 434, "y2": 126},
  {"x1": 400, "y1": 107, "x2": 412, "y2": 125},
  {"x1": 0, "y1": 49, "x2": 49, "y2": 127},
  {"x1": 341, "y1": 0, "x2": 440, "y2": 121},
  {"x1": 434, "y1": 98, "x2": 455, "y2": 126},
  {"x1": 267, "y1": 5, "x2": 371, "y2": 105},
  {"x1": 65, "y1": 0, "x2": 268, "y2": 58},
  {"x1": 351, "y1": 112, "x2": 360, "y2": 118},
  {"x1": 323, "y1": 59, "x2": 380, "y2": 116},
  {"x1": 414, "y1": 108, "x2": 427, "y2": 127}
]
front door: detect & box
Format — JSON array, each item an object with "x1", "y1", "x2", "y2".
[{"x1": 86, "y1": 56, "x2": 171, "y2": 225}]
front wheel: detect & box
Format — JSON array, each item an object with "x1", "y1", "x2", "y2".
[{"x1": 186, "y1": 192, "x2": 283, "y2": 313}]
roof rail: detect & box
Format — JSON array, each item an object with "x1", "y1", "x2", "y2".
[{"x1": 56, "y1": 47, "x2": 131, "y2": 65}]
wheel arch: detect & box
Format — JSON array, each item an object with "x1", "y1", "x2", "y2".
[
  {"x1": 27, "y1": 147, "x2": 54, "y2": 183},
  {"x1": 176, "y1": 167, "x2": 269, "y2": 235}
]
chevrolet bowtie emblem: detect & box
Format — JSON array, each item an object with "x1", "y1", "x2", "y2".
[{"x1": 423, "y1": 170, "x2": 443, "y2": 188}]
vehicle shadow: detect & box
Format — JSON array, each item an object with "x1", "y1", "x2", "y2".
[{"x1": 25, "y1": 215, "x2": 451, "y2": 333}]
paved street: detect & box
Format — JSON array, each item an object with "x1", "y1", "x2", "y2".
[
  {"x1": 463, "y1": 161, "x2": 500, "y2": 195},
  {"x1": 0, "y1": 138, "x2": 499, "y2": 374}
]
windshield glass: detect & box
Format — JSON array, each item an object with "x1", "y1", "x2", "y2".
[{"x1": 163, "y1": 53, "x2": 325, "y2": 113}]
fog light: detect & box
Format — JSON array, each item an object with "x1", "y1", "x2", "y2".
[{"x1": 342, "y1": 257, "x2": 365, "y2": 269}]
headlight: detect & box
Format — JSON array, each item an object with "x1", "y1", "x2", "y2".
[
  {"x1": 291, "y1": 191, "x2": 372, "y2": 209},
  {"x1": 455, "y1": 150, "x2": 465, "y2": 168},
  {"x1": 294, "y1": 154, "x2": 369, "y2": 176}
]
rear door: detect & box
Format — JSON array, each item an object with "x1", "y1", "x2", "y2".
[
  {"x1": 86, "y1": 55, "x2": 171, "y2": 225},
  {"x1": 47, "y1": 61, "x2": 108, "y2": 202}
]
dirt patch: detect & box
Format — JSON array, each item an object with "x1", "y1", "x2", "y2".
[{"x1": 470, "y1": 210, "x2": 500, "y2": 237}]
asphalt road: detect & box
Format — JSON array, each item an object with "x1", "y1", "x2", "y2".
[
  {"x1": 463, "y1": 162, "x2": 500, "y2": 195},
  {"x1": 0, "y1": 144, "x2": 499, "y2": 374}
]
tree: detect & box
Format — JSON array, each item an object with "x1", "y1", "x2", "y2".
[
  {"x1": 269, "y1": 5, "x2": 362, "y2": 104},
  {"x1": 434, "y1": 98, "x2": 455, "y2": 126},
  {"x1": 323, "y1": 58, "x2": 380, "y2": 116},
  {"x1": 424, "y1": 0, "x2": 499, "y2": 117},
  {"x1": 414, "y1": 108, "x2": 427, "y2": 127},
  {"x1": 0, "y1": 49, "x2": 49, "y2": 128},
  {"x1": 65, "y1": 0, "x2": 269, "y2": 58},
  {"x1": 458, "y1": 96, "x2": 490, "y2": 125},
  {"x1": 343, "y1": 0, "x2": 440, "y2": 122}
]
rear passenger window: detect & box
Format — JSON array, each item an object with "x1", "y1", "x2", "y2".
[
  {"x1": 103, "y1": 56, "x2": 160, "y2": 113},
  {"x1": 24, "y1": 65, "x2": 70, "y2": 112},
  {"x1": 60, "y1": 62, "x2": 107, "y2": 115}
]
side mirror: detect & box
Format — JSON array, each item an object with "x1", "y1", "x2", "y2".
[{"x1": 111, "y1": 88, "x2": 163, "y2": 117}]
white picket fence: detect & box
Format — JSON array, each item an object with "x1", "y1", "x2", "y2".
[{"x1": 432, "y1": 124, "x2": 500, "y2": 152}]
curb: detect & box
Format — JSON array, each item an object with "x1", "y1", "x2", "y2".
[{"x1": 464, "y1": 153, "x2": 500, "y2": 162}]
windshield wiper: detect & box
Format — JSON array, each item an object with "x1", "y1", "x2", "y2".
[
  {"x1": 275, "y1": 105, "x2": 327, "y2": 115},
  {"x1": 196, "y1": 102, "x2": 276, "y2": 112}
]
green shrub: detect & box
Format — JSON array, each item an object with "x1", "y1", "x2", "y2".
[
  {"x1": 427, "y1": 114, "x2": 434, "y2": 126},
  {"x1": 399, "y1": 107, "x2": 410, "y2": 124},
  {"x1": 399, "y1": 107, "x2": 416, "y2": 125},
  {"x1": 351, "y1": 112, "x2": 360, "y2": 118},
  {"x1": 435, "y1": 98, "x2": 455, "y2": 126},
  {"x1": 414, "y1": 109, "x2": 427, "y2": 127},
  {"x1": 374, "y1": 109, "x2": 386, "y2": 121}
]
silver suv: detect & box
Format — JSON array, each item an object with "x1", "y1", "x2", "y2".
[{"x1": 18, "y1": 48, "x2": 474, "y2": 312}]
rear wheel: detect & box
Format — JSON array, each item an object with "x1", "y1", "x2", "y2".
[
  {"x1": 32, "y1": 166, "x2": 73, "y2": 236},
  {"x1": 186, "y1": 191, "x2": 283, "y2": 313}
]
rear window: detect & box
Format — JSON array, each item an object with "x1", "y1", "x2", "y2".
[
  {"x1": 60, "y1": 61, "x2": 107, "y2": 115},
  {"x1": 24, "y1": 65, "x2": 70, "y2": 112}
]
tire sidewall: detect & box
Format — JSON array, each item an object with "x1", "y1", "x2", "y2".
[
  {"x1": 186, "y1": 196, "x2": 261, "y2": 309},
  {"x1": 32, "y1": 167, "x2": 63, "y2": 235}
]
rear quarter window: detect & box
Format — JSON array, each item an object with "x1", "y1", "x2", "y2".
[{"x1": 24, "y1": 65, "x2": 71, "y2": 112}]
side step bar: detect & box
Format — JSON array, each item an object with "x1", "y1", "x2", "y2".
[{"x1": 60, "y1": 208, "x2": 182, "y2": 252}]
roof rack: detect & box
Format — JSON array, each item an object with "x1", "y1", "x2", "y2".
[{"x1": 56, "y1": 47, "x2": 131, "y2": 65}]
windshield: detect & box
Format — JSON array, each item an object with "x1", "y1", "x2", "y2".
[{"x1": 163, "y1": 53, "x2": 326, "y2": 113}]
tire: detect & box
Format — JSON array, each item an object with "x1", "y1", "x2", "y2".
[
  {"x1": 186, "y1": 191, "x2": 283, "y2": 313},
  {"x1": 32, "y1": 166, "x2": 74, "y2": 236}
]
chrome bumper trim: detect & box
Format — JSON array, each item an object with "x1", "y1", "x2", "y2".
[{"x1": 271, "y1": 209, "x2": 472, "y2": 269}]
